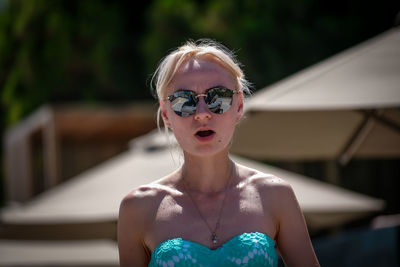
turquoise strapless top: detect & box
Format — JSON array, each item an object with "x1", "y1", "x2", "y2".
[{"x1": 149, "y1": 232, "x2": 278, "y2": 267}]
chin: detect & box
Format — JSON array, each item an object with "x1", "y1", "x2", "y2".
[{"x1": 184, "y1": 143, "x2": 230, "y2": 158}]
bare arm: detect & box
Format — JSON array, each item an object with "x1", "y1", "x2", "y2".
[
  {"x1": 118, "y1": 193, "x2": 150, "y2": 266},
  {"x1": 275, "y1": 181, "x2": 320, "y2": 266}
]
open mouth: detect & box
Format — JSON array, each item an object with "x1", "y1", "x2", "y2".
[{"x1": 195, "y1": 130, "x2": 215, "y2": 137}]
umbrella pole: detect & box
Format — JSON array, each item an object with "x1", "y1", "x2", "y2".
[{"x1": 324, "y1": 160, "x2": 340, "y2": 185}]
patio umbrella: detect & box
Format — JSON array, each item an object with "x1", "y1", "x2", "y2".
[
  {"x1": 0, "y1": 130, "x2": 385, "y2": 265},
  {"x1": 231, "y1": 27, "x2": 400, "y2": 164},
  {"x1": 0, "y1": 131, "x2": 384, "y2": 234}
]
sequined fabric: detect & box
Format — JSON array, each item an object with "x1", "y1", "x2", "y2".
[{"x1": 149, "y1": 232, "x2": 277, "y2": 267}]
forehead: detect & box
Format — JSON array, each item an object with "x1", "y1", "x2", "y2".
[{"x1": 168, "y1": 57, "x2": 236, "y2": 93}]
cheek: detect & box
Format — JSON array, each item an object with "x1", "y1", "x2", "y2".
[
  {"x1": 218, "y1": 116, "x2": 237, "y2": 139},
  {"x1": 168, "y1": 112, "x2": 182, "y2": 129},
  {"x1": 165, "y1": 109, "x2": 180, "y2": 127},
  {"x1": 168, "y1": 116, "x2": 190, "y2": 141}
]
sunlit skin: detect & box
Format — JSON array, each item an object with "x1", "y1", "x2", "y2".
[
  {"x1": 160, "y1": 57, "x2": 243, "y2": 194},
  {"x1": 161, "y1": 56, "x2": 241, "y2": 161},
  {"x1": 118, "y1": 56, "x2": 320, "y2": 266}
]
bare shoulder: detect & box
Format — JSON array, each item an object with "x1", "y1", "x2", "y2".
[
  {"x1": 120, "y1": 185, "x2": 157, "y2": 217},
  {"x1": 238, "y1": 164, "x2": 291, "y2": 190},
  {"x1": 119, "y1": 175, "x2": 180, "y2": 222},
  {"x1": 118, "y1": 177, "x2": 180, "y2": 265},
  {"x1": 242, "y1": 165, "x2": 303, "y2": 218},
  {"x1": 237, "y1": 164, "x2": 297, "y2": 204}
]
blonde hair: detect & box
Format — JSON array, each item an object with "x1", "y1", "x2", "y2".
[
  {"x1": 151, "y1": 39, "x2": 251, "y2": 143},
  {"x1": 151, "y1": 39, "x2": 250, "y2": 100}
]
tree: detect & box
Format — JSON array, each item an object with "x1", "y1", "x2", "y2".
[{"x1": 0, "y1": 0, "x2": 151, "y2": 127}]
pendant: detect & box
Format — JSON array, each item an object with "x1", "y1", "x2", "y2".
[{"x1": 212, "y1": 233, "x2": 218, "y2": 244}]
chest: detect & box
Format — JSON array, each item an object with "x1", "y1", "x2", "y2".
[{"x1": 146, "y1": 187, "x2": 277, "y2": 251}]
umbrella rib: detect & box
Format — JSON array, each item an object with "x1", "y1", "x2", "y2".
[
  {"x1": 339, "y1": 109, "x2": 400, "y2": 166},
  {"x1": 338, "y1": 111, "x2": 375, "y2": 166},
  {"x1": 368, "y1": 110, "x2": 400, "y2": 134}
]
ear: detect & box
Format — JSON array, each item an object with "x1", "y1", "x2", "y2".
[
  {"x1": 236, "y1": 91, "x2": 244, "y2": 121},
  {"x1": 160, "y1": 101, "x2": 171, "y2": 128}
]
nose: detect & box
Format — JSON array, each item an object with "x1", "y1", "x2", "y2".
[{"x1": 194, "y1": 97, "x2": 212, "y2": 121}]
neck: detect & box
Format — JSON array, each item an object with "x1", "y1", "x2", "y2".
[{"x1": 180, "y1": 150, "x2": 235, "y2": 194}]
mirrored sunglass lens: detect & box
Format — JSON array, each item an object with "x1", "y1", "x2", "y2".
[
  {"x1": 170, "y1": 91, "x2": 197, "y2": 117},
  {"x1": 206, "y1": 88, "x2": 234, "y2": 114}
]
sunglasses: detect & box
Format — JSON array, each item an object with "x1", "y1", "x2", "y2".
[{"x1": 165, "y1": 86, "x2": 239, "y2": 117}]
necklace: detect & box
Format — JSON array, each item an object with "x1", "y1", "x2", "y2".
[{"x1": 182, "y1": 162, "x2": 234, "y2": 245}]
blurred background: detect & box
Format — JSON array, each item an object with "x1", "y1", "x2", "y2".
[{"x1": 1, "y1": 0, "x2": 400, "y2": 266}]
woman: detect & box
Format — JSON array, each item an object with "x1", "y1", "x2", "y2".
[{"x1": 118, "y1": 40, "x2": 320, "y2": 266}]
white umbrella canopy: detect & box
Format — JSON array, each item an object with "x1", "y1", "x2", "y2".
[
  {"x1": 0, "y1": 130, "x2": 384, "y2": 232},
  {"x1": 231, "y1": 27, "x2": 400, "y2": 163}
]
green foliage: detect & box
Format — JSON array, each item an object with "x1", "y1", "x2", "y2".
[
  {"x1": 1, "y1": 0, "x2": 399, "y2": 126},
  {"x1": 141, "y1": 0, "x2": 399, "y2": 91},
  {"x1": 0, "y1": 0, "x2": 151, "y2": 127}
]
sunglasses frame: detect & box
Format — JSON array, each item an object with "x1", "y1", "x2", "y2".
[{"x1": 164, "y1": 86, "x2": 240, "y2": 117}]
